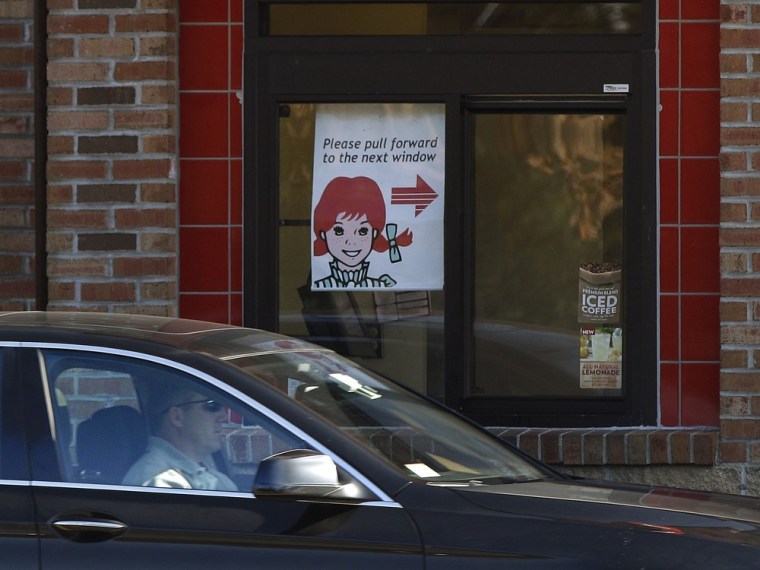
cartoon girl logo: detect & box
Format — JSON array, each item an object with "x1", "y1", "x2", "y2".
[{"x1": 313, "y1": 176, "x2": 412, "y2": 289}]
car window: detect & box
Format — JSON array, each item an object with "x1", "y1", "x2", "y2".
[
  {"x1": 39, "y1": 349, "x2": 307, "y2": 492},
  {"x1": 227, "y1": 348, "x2": 551, "y2": 484}
]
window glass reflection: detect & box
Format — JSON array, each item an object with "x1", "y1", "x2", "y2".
[
  {"x1": 267, "y1": 3, "x2": 641, "y2": 36},
  {"x1": 472, "y1": 113, "x2": 624, "y2": 398}
]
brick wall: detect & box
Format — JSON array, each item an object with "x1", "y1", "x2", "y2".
[
  {"x1": 719, "y1": 2, "x2": 760, "y2": 466},
  {"x1": 45, "y1": 0, "x2": 178, "y2": 314},
  {"x1": 0, "y1": 0, "x2": 36, "y2": 310}
]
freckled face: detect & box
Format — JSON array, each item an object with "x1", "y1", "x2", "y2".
[{"x1": 321, "y1": 212, "x2": 377, "y2": 269}]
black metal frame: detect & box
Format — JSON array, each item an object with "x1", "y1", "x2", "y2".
[{"x1": 244, "y1": 0, "x2": 657, "y2": 426}]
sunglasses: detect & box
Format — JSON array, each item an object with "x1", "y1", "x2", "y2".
[{"x1": 171, "y1": 399, "x2": 223, "y2": 413}]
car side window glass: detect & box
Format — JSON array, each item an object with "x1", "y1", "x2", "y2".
[{"x1": 40, "y1": 349, "x2": 308, "y2": 492}]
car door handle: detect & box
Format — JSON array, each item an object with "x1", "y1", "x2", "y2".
[{"x1": 50, "y1": 516, "x2": 128, "y2": 542}]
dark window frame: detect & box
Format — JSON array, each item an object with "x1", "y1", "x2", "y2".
[{"x1": 244, "y1": 0, "x2": 657, "y2": 426}]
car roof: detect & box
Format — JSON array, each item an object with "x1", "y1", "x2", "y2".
[{"x1": 0, "y1": 311, "x2": 321, "y2": 360}]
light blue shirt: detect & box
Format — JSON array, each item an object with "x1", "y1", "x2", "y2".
[{"x1": 122, "y1": 436, "x2": 237, "y2": 491}]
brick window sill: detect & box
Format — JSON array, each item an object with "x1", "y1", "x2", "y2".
[{"x1": 488, "y1": 427, "x2": 718, "y2": 467}]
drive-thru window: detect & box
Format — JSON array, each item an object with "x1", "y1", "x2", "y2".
[{"x1": 244, "y1": 0, "x2": 656, "y2": 427}]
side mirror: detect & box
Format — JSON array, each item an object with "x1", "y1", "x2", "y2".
[{"x1": 253, "y1": 449, "x2": 344, "y2": 499}]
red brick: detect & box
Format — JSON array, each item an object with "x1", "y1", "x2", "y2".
[
  {"x1": 48, "y1": 110, "x2": 109, "y2": 131},
  {"x1": 670, "y1": 432, "x2": 691, "y2": 464},
  {"x1": 114, "y1": 60, "x2": 175, "y2": 81},
  {"x1": 143, "y1": 134, "x2": 175, "y2": 154},
  {"x1": 649, "y1": 431, "x2": 670, "y2": 464},
  {"x1": 142, "y1": 183, "x2": 176, "y2": 203},
  {"x1": 47, "y1": 185, "x2": 74, "y2": 205},
  {"x1": 46, "y1": 232, "x2": 74, "y2": 254},
  {"x1": 719, "y1": 227, "x2": 760, "y2": 247},
  {"x1": 48, "y1": 280, "x2": 76, "y2": 302},
  {"x1": 0, "y1": 208, "x2": 25, "y2": 226},
  {"x1": 114, "y1": 109, "x2": 174, "y2": 129},
  {"x1": 48, "y1": 15, "x2": 110, "y2": 35},
  {"x1": 722, "y1": 127, "x2": 760, "y2": 146},
  {"x1": 720, "y1": 395, "x2": 751, "y2": 416},
  {"x1": 115, "y1": 207, "x2": 175, "y2": 228},
  {"x1": 720, "y1": 301, "x2": 748, "y2": 321},
  {"x1": 720, "y1": 53, "x2": 747, "y2": 74},
  {"x1": 0, "y1": 45, "x2": 34, "y2": 66},
  {"x1": 79, "y1": 38, "x2": 136, "y2": 58},
  {"x1": 113, "y1": 256, "x2": 175, "y2": 276},
  {"x1": 720, "y1": 203, "x2": 747, "y2": 224},
  {"x1": 47, "y1": 160, "x2": 108, "y2": 181},
  {"x1": 0, "y1": 23, "x2": 25, "y2": 42},
  {"x1": 47, "y1": 38, "x2": 75, "y2": 58},
  {"x1": 721, "y1": 349, "x2": 748, "y2": 368},
  {"x1": 721, "y1": 418, "x2": 760, "y2": 439},
  {"x1": 582, "y1": 431, "x2": 606, "y2": 465},
  {"x1": 0, "y1": 279, "x2": 35, "y2": 297},
  {"x1": 626, "y1": 431, "x2": 650, "y2": 465},
  {"x1": 721, "y1": 371, "x2": 760, "y2": 392},
  {"x1": 720, "y1": 152, "x2": 748, "y2": 172},
  {"x1": 47, "y1": 62, "x2": 110, "y2": 82},
  {"x1": 721, "y1": 4, "x2": 749, "y2": 23},
  {"x1": 114, "y1": 13, "x2": 176, "y2": 33},
  {"x1": 517, "y1": 429, "x2": 542, "y2": 460},
  {"x1": 47, "y1": 135, "x2": 74, "y2": 155},
  {"x1": 47, "y1": 258, "x2": 108, "y2": 277},
  {"x1": 0, "y1": 255, "x2": 23, "y2": 275},
  {"x1": 47, "y1": 87, "x2": 74, "y2": 106},
  {"x1": 606, "y1": 432, "x2": 626, "y2": 464},
  {"x1": 540, "y1": 431, "x2": 561, "y2": 464},
  {"x1": 0, "y1": 162, "x2": 25, "y2": 180},
  {"x1": 721, "y1": 249, "x2": 748, "y2": 274},
  {"x1": 141, "y1": 281, "x2": 175, "y2": 300},
  {"x1": 141, "y1": 232, "x2": 176, "y2": 253},
  {"x1": 81, "y1": 281, "x2": 136, "y2": 302},
  {"x1": 0, "y1": 138, "x2": 33, "y2": 158},
  {"x1": 112, "y1": 159, "x2": 173, "y2": 180},
  {"x1": 141, "y1": 36, "x2": 176, "y2": 57},
  {"x1": 142, "y1": 85, "x2": 176, "y2": 105},
  {"x1": 721, "y1": 278, "x2": 760, "y2": 297},
  {"x1": 721, "y1": 101, "x2": 748, "y2": 122},
  {"x1": 0, "y1": 94, "x2": 33, "y2": 111},
  {"x1": 0, "y1": 116, "x2": 27, "y2": 135},
  {"x1": 0, "y1": 230, "x2": 33, "y2": 252},
  {"x1": 692, "y1": 433, "x2": 717, "y2": 465},
  {"x1": 47, "y1": 208, "x2": 108, "y2": 229},
  {"x1": 719, "y1": 442, "x2": 747, "y2": 463},
  {"x1": 721, "y1": 28, "x2": 760, "y2": 50},
  {"x1": 0, "y1": 185, "x2": 33, "y2": 204},
  {"x1": 0, "y1": 71, "x2": 27, "y2": 89},
  {"x1": 562, "y1": 431, "x2": 583, "y2": 465}
]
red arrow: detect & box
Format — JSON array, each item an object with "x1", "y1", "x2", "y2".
[{"x1": 390, "y1": 176, "x2": 438, "y2": 217}]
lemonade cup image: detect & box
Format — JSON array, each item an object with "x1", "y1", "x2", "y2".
[{"x1": 593, "y1": 332, "x2": 611, "y2": 361}]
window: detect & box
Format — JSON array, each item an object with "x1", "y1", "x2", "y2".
[
  {"x1": 246, "y1": 0, "x2": 656, "y2": 426},
  {"x1": 40, "y1": 349, "x2": 306, "y2": 491},
  {"x1": 471, "y1": 110, "x2": 624, "y2": 398},
  {"x1": 265, "y1": 2, "x2": 641, "y2": 36}
]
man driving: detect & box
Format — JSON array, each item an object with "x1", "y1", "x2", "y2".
[{"x1": 123, "y1": 384, "x2": 238, "y2": 491}]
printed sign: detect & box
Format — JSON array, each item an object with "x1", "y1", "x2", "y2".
[
  {"x1": 311, "y1": 103, "x2": 445, "y2": 291},
  {"x1": 579, "y1": 326, "x2": 622, "y2": 389},
  {"x1": 578, "y1": 263, "x2": 621, "y2": 324}
]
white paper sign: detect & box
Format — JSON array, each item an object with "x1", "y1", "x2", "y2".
[{"x1": 310, "y1": 103, "x2": 445, "y2": 291}]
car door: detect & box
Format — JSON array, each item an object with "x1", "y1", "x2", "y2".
[
  {"x1": 0, "y1": 346, "x2": 38, "y2": 569},
  {"x1": 21, "y1": 345, "x2": 423, "y2": 569}
]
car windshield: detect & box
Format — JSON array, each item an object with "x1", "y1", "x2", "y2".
[{"x1": 224, "y1": 348, "x2": 550, "y2": 484}]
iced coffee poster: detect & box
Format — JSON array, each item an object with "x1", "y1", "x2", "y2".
[
  {"x1": 310, "y1": 103, "x2": 445, "y2": 291},
  {"x1": 578, "y1": 262, "x2": 621, "y2": 324},
  {"x1": 580, "y1": 326, "x2": 622, "y2": 389}
]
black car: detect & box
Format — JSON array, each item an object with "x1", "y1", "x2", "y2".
[{"x1": 1, "y1": 311, "x2": 759, "y2": 569}]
